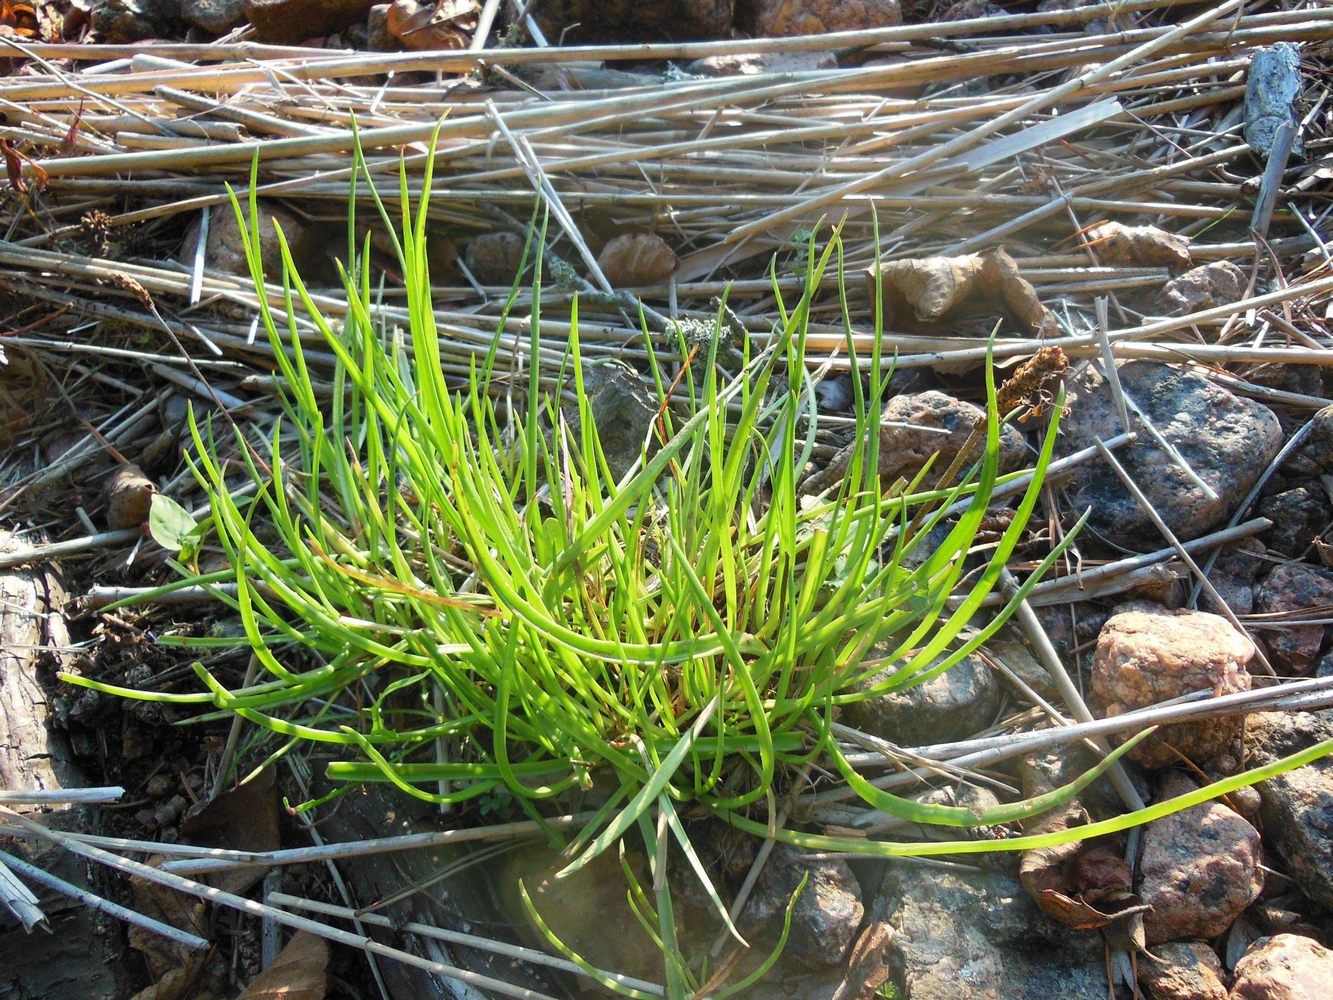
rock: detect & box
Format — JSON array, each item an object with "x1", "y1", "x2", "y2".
[
  {"x1": 880, "y1": 390, "x2": 1027, "y2": 485},
  {"x1": 533, "y1": 0, "x2": 734, "y2": 44},
  {"x1": 746, "y1": 0, "x2": 902, "y2": 35},
  {"x1": 1138, "y1": 773, "x2": 1263, "y2": 944},
  {"x1": 181, "y1": 0, "x2": 246, "y2": 34},
  {"x1": 1091, "y1": 607, "x2": 1254, "y2": 769},
  {"x1": 242, "y1": 0, "x2": 372, "y2": 43},
  {"x1": 841, "y1": 651, "x2": 1001, "y2": 747},
  {"x1": 1154, "y1": 261, "x2": 1246, "y2": 316},
  {"x1": 92, "y1": 0, "x2": 182, "y2": 40},
  {"x1": 747, "y1": 845, "x2": 864, "y2": 968},
  {"x1": 562, "y1": 361, "x2": 658, "y2": 485},
  {"x1": 179, "y1": 201, "x2": 308, "y2": 279},
  {"x1": 985, "y1": 627, "x2": 1060, "y2": 700},
  {"x1": 366, "y1": 2, "x2": 400, "y2": 49},
  {"x1": 1253, "y1": 563, "x2": 1333, "y2": 674},
  {"x1": 1257, "y1": 486, "x2": 1333, "y2": 557},
  {"x1": 1201, "y1": 538, "x2": 1266, "y2": 616},
  {"x1": 1036, "y1": 0, "x2": 1117, "y2": 33},
  {"x1": 1285, "y1": 406, "x2": 1333, "y2": 478},
  {"x1": 687, "y1": 50, "x2": 838, "y2": 76},
  {"x1": 1140, "y1": 940, "x2": 1230, "y2": 1000},
  {"x1": 1246, "y1": 712, "x2": 1333, "y2": 910},
  {"x1": 939, "y1": 0, "x2": 1005, "y2": 21},
  {"x1": 881, "y1": 866, "x2": 1108, "y2": 1000},
  {"x1": 1230, "y1": 934, "x2": 1333, "y2": 1000},
  {"x1": 1059, "y1": 362, "x2": 1283, "y2": 546},
  {"x1": 464, "y1": 231, "x2": 527, "y2": 285}
]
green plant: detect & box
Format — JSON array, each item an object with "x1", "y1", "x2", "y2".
[{"x1": 64, "y1": 146, "x2": 1333, "y2": 996}]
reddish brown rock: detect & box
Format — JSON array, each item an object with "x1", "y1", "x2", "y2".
[
  {"x1": 1253, "y1": 563, "x2": 1333, "y2": 674},
  {"x1": 1230, "y1": 934, "x2": 1333, "y2": 1000},
  {"x1": 745, "y1": 0, "x2": 901, "y2": 34},
  {"x1": 1092, "y1": 607, "x2": 1254, "y2": 768},
  {"x1": 1139, "y1": 774, "x2": 1263, "y2": 945},
  {"x1": 243, "y1": 0, "x2": 372, "y2": 43},
  {"x1": 1140, "y1": 940, "x2": 1230, "y2": 1000}
]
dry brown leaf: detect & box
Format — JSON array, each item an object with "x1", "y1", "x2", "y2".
[
  {"x1": 831, "y1": 920, "x2": 896, "y2": 1000},
  {"x1": 865, "y1": 246, "x2": 1054, "y2": 335},
  {"x1": 236, "y1": 932, "x2": 329, "y2": 1000},
  {"x1": 104, "y1": 463, "x2": 156, "y2": 529},
  {"x1": 386, "y1": 0, "x2": 475, "y2": 51},
  {"x1": 597, "y1": 232, "x2": 679, "y2": 287},
  {"x1": 1083, "y1": 221, "x2": 1192, "y2": 271},
  {"x1": 180, "y1": 767, "x2": 280, "y2": 896},
  {"x1": 127, "y1": 856, "x2": 210, "y2": 991}
]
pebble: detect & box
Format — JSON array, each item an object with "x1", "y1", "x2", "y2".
[
  {"x1": 879, "y1": 390, "x2": 1028, "y2": 485},
  {"x1": 1138, "y1": 773, "x2": 1264, "y2": 944},
  {"x1": 1253, "y1": 563, "x2": 1333, "y2": 674},
  {"x1": 1059, "y1": 361, "x2": 1283, "y2": 546},
  {"x1": 1091, "y1": 606, "x2": 1254, "y2": 769},
  {"x1": 841, "y1": 651, "x2": 1001, "y2": 747},
  {"x1": 1230, "y1": 934, "x2": 1333, "y2": 1000}
]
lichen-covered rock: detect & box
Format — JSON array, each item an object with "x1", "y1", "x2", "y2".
[
  {"x1": 746, "y1": 845, "x2": 863, "y2": 967},
  {"x1": 1139, "y1": 773, "x2": 1263, "y2": 944},
  {"x1": 882, "y1": 867, "x2": 1107, "y2": 1000},
  {"x1": 1230, "y1": 934, "x2": 1333, "y2": 1000},
  {"x1": 1154, "y1": 261, "x2": 1245, "y2": 316},
  {"x1": 1140, "y1": 940, "x2": 1230, "y2": 1000},
  {"x1": 1253, "y1": 563, "x2": 1333, "y2": 674},
  {"x1": 1092, "y1": 607, "x2": 1254, "y2": 768},
  {"x1": 1060, "y1": 362, "x2": 1282, "y2": 545},
  {"x1": 842, "y1": 651, "x2": 1001, "y2": 747}
]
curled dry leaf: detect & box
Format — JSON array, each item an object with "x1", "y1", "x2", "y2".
[
  {"x1": 464, "y1": 231, "x2": 526, "y2": 285},
  {"x1": 386, "y1": 0, "x2": 477, "y2": 50},
  {"x1": 865, "y1": 246, "x2": 1056, "y2": 336},
  {"x1": 180, "y1": 767, "x2": 280, "y2": 896},
  {"x1": 128, "y1": 856, "x2": 209, "y2": 1000},
  {"x1": 597, "y1": 232, "x2": 679, "y2": 287},
  {"x1": 105, "y1": 463, "x2": 156, "y2": 530},
  {"x1": 237, "y1": 931, "x2": 329, "y2": 1000},
  {"x1": 1082, "y1": 221, "x2": 1192, "y2": 271}
]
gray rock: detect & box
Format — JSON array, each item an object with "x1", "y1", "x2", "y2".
[
  {"x1": 1258, "y1": 486, "x2": 1332, "y2": 557},
  {"x1": 1254, "y1": 563, "x2": 1333, "y2": 674},
  {"x1": 181, "y1": 0, "x2": 246, "y2": 33},
  {"x1": 1140, "y1": 940, "x2": 1230, "y2": 1000},
  {"x1": 1154, "y1": 261, "x2": 1245, "y2": 317},
  {"x1": 985, "y1": 627, "x2": 1060, "y2": 700},
  {"x1": 1059, "y1": 362, "x2": 1283, "y2": 546},
  {"x1": 1246, "y1": 712, "x2": 1333, "y2": 910},
  {"x1": 564, "y1": 361, "x2": 658, "y2": 486},
  {"x1": 841, "y1": 651, "x2": 1000, "y2": 747},
  {"x1": 881, "y1": 867, "x2": 1107, "y2": 1000},
  {"x1": 1230, "y1": 934, "x2": 1333, "y2": 1000},
  {"x1": 879, "y1": 390, "x2": 1028, "y2": 485},
  {"x1": 747, "y1": 845, "x2": 864, "y2": 968},
  {"x1": 1202, "y1": 538, "x2": 1266, "y2": 617},
  {"x1": 1284, "y1": 406, "x2": 1333, "y2": 478},
  {"x1": 1091, "y1": 607, "x2": 1254, "y2": 769},
  {"x1": 92, "y1": 0, "x2": 182, "y2": 41},
  {"x1": 1139, "y1": 773, "x2": 1264, "y2": 944}
]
